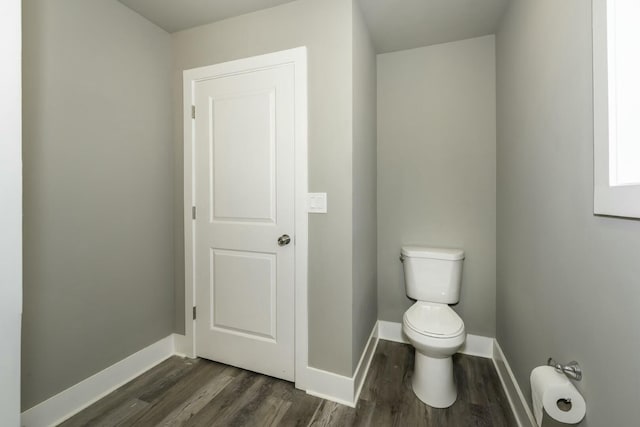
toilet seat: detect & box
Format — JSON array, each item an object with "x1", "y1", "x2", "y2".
[{"x1": 404, "y1": 302, "x2": 464, "y2": 338}]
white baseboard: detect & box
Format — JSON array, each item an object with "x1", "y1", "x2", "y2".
[
  {"x1": 459, "y1": 334, "x2": 494, "y2": 358},
  {"x1": 21, "y1": 324, "x2": 523, "y2": 426},
  {"x1": 378, "y1": 320, "x2": 530, "y2": 424},
  {"x1": 304, "y1": 368, "x2": 356, "y2": 407},
  {"x1": 172, "y1": 332, "x2": 194, "y2": 358},
  {"x1": 378, "y1": 320, "x2": 408, "y2": 344},
  {"x1": 377, "y1": 320, "x2": 494, "y2": 359},
  {"x1": 492, "y1": 340, "x2": 536, "y2": 427},
  {"x1": 21, "y1": 335, "x2": 176, "y2": 427},
  {"x1": 352, "y1": 323, "x2": 379, "y2": 404},
  {"x1": 20, "y1": 327, "x2": 380, "y2": 425},
  {"x1": 305, "y1": 322, "x2": 379, "y2": 408}
]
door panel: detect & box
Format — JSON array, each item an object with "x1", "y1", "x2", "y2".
[
  {"x1": 211, "y1": 249, "x2": 276, "y2": 341},
  {"x1": 194, "y1": 63, "x2": 295, "y2": 381},
  {"x1": 211, "y1": 89, "x2": 276, "y2": 222}
]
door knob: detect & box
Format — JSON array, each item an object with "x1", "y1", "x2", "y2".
[{"x1": 278, "y1": 234, "x2": 291, "y2": 246}]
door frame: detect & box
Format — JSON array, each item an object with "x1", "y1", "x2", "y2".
[{"x1": 181, "y1": 47, "x2": 309, "y2": 387}]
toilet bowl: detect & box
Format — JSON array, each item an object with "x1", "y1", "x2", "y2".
[
  {"x1": 402, "y1": 301, "x2": 465, "y2": 408},
  {"x1": 400, "y1": 246, "x2": 466, "y2": 408}
]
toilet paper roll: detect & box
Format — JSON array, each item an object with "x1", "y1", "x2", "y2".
[{"x1": 530, "y1": 366, "x2": 586, "y2": 426}]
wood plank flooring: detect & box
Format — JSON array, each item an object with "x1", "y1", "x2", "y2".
[{"x1": 59, "y1": 341, "x2": 517, "y2": 426}]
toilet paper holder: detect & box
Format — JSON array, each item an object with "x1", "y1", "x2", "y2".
[{"x1": 547, "y1": 358, "x2": 582, "y2": 381}]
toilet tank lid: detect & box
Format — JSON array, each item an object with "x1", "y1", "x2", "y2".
[{"x1": 401, "y1": 246, "x2": 465, "y2": 260}]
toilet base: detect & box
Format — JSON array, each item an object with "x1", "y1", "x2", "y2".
[{"x1": 411, "y1": 351, "x2": 457, "y2": 408}]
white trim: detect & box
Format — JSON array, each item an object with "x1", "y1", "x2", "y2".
[
  {"x1": 304, "y1": 368, "x2": 355, "y2": 407},
  {"x1": 183, "y1": 59, "x2": 196, "y2": 359},
  {"x1": 304, "y1": 322, "x2": 378, "y2": 408},
  {"x1": 377, "y1": 320, "x2": 494, "y2": 358},
  {"x1": 492, "y1": 340, "x2": 536, "y2": 427},
  {"x1": 459, "y1": 334, "x2": 494, "y2": 358},
  {"x1": 0, "y1": 0, "x2": 22, "y2": 424},
  {"x1": 182, "y1": 48, "x2": 309, "y2": 385},
  {"x1": 377, "y1": 321, "x2": 529, "y2": 424},
  {"x1": 377, "y1": 320, "x2": 408, "y2": 344},
  {"x1": 172, "y1": 333, "x2": 192, "y2": 358},
  {"x1": 291, "y1": 47, "x2": 310, "y2": 392},
  {"x1": 593, "y1": 0, "x2": 640, "y2": 218},
  {"x1": 352, "y1": 323, "x2": 379, "y2": 404},
  {"x1": 21, "y1": 335, "x2": 176, "y2": 427},
  {"x1": 19, "y1": 326, "x2": 378, "y2": 426},
  {"x1": 18, "y1": 326, "x2": 527, "y2": 426}
]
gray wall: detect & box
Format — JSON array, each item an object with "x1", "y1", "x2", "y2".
[
  {"x1": 496, "y1": 1, "x2": 640, "y2": 425},
  {"x1": 171, "y1": 0, "x2": 358, "y2": 376},
  {"x1": 22, "y1": 0, "x2": 174, "y2": 409},
  {"x1": 377, "y1": 36, "x2": 497, "y2": 337},
  {"x1": 1, "y1": 0, "x2": 22, "y2": 423},
  {"x1": 351, "y1": 0, "x2": 378, "y2": 371}
]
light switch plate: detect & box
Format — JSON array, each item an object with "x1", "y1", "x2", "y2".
[{"x1": 308, "y1": 193, "x2": 327, "y2": 213}]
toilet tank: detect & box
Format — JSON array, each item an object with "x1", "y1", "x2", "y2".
[{"x1": 401, "y1": 246, "x2": 465, "y2": 304}]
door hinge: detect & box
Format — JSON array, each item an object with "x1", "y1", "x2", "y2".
[
  {"x1": 192, "y1": 206, "x2": 197, "y2": 220},
  {"x1": 191, "y1": 105, "x2": 196, "y2": 119},
  {"x1": 193, "y1": 306, "x2": 197, "y2": 320}
]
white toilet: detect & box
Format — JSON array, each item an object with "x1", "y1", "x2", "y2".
[{"x1": 400, "y1": 246, "x2": 466, "y2": 408}]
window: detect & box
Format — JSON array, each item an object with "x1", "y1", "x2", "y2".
[{"x1": 593, "y1": 0, "x2": 640, "y2": 218}]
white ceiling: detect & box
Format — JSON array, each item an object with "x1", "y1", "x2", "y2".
[
  {"x1": 118, "y1": 0, "x2": 509, "y2": 53},
  {"x1": 358, "y1": 0, "x2": 509, "y2": 53},
  {"x1": 118, "y1": 0, "x2": 299, "y2": 34}
]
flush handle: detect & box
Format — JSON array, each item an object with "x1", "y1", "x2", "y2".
[{"x1": 278, "y1": 234, "x2": 291, "y2": 246}]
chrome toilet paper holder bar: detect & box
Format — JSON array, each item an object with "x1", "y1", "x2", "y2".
[{"x1": 547, "y1": 358, "x2": 582, "y2": 381}]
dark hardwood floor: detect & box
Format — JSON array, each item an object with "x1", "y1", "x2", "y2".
[{"x1": 59, "y1": 341, "x2": 517, "y2": 426}]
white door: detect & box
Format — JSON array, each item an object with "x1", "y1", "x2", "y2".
[{"x1": 193, "y1": 57, "x2": 296, "y2": 381}]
